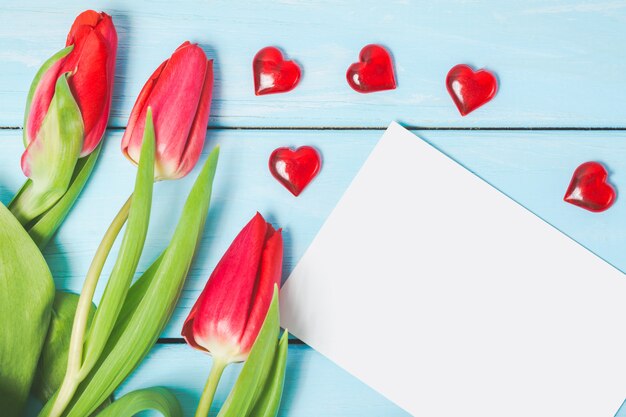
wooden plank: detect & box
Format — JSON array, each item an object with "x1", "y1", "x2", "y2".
[
  {"x1": 2, "y1": 128, "x2": 626, "y2": 338},
  {"x1": 113, "y1": 344, "x2": 412, "y2": 417},
  {"x1": 0, "y1": 128, "x2": 378, "y2": 338},
  {"x1": 2, "y1": 0, "x2": 626, "y2": 128},
  {"x1": 23, "y1": 342, "x2": 626, "y2": 416},
  {"x1": 23, "y1": 344, "x2": 411, "y2": 416}
]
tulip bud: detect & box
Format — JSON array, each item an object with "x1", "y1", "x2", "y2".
[
  {"x1": 121, "y1": 41, "x2": 214, "y2": 180},
  {"x1": 12, "y1": 10, "x2": 117, "y2": 226},
  {"x1": 182, "y1": 213, "x2": 283, "y2": 364},
  {"x1": 24, "y1": 10, "x2": 117, "y2": 159}
]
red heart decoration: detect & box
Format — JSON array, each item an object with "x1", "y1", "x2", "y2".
[
  {"x1": 346, "y1": 44, "x2": 397, "y2": 93},
  {"x1": 564, "y1": 161, "x2": 616, "y2": 212},
  {"x1": 446, "y1": 64, "x2": 497, "y2": 116},
  {"x1": 253, "y1": 47, "x2": 301, "y2": 95},
  {"x1": 269, "y1": 146, "x2": 321, "y2": 196}
]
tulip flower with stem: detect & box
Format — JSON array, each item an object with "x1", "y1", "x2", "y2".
[
  {"x1": 0, "y1": 11, "x2": 115, "y2": 417},
  {"x1": 81, "y1": 39, "x2": 212, "y2": 381},
  {"x1": 84, "y1": 38, "x2": 209, "y2": 337},
  {"x1": 39, "y1": 41, "x2": 215, "y2": 417},
  {"x1": 10, "y1": 10, "x2": 117, "y2": 247},
  {"x1": 182, "y1": 213, "x2": 286, "y2": 417},
  {"x1": 40, "y1": 114, "x2": 220, "y2": 417}
]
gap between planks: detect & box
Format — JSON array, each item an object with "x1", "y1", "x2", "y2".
[{"x1": 4, "y1": 126, "x2": 626, "y2": 131}]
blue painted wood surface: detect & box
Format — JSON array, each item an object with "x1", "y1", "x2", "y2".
[
  {"x1": 3, "y1": 0, "x2": 626, "y2": 416},
  {"x1": 2, "y1": 0, "x2": 626, "y2": 128}
]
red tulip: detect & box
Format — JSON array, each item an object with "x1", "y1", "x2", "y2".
[
  {"x1": 182, "y1": 213, "x2": 283, "y2": 363},
  {"x1": 24, "y1": 10, "x2": 117, "y2": 165},
  {"x1": 12, "y1": 10, "x2": 116, "y2": 227},
  {"x1": 121, "y1": 41, "x2": 214, "y2": 180}
]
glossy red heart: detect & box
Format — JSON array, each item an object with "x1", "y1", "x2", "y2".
[
  {"x1": 346, "y1": 44, "x2": 397, "y2": 93},
  {"x1": 446, "y1": 64, "x2": 497, "y2": 116},
  {"x1": 564, "y1": 162, "x2": 616, "y2": 212},
  {"x1": 269, "y1": 146, "x2": 321, "y2": 196},
  {"x1": 253, "y1": 47, "x2": 301, "y2": 95}
]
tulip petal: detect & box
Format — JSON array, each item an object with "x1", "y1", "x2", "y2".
[
  {"x1": 125, "y1": 43, "x2": 207, "y2": 180},
  {"x1": 67, "y1": 12, "x2": 117, "y2": 96},
  {"x1": 239, "y1": 226, "x2": 283, "y2": 354},
  {"x1": 64, "y1": 10, "x2": 117, "y2": 156},
  {"x1": 173, "y1": 59, "x2": 213, "y2": 179},
  {"x1": 180, "y1": 292, "x2": 206, "y2": 352},
  {"x1": 186, "y1": 213, "x2": 269, "y2": 361},
  {"x1": 217, "y1": 286, "x2": 281, "y2": 417},
  {"x1": 150, "y1": 43, "x2": 206, "y2": 179},
  {"x1": 94, "y1": 13, "x2": 118, "y2": 56},
  {"x1": 66, "y1": 10, "x2": 103, "y2": 45},
  {"x1": 96, "y1": 13, "x2": 117, "y2": 154},
  {"x1": 61, "y1": 29, "x2": 109, "y2": 156},
  {"x1": 121, "y1": 60, "x2": 168, "y2": 165}
]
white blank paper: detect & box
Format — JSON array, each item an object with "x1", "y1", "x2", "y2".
[{"x1": 281, "y1": 122, "x2": 626, "y2": 417}]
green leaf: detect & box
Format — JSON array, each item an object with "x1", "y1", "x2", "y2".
[
  {"x1": 113, "y1": 254, "x2": 163, "y2": 337},
  {"x1": 217, "y1": 286, "x2": 281, "y2": 417},
  {"x1": 23, "y1": 45, "x2": 74, "y2": 147},
  {"x1": 249, "y1": 331, "x2": 289, "y2": 417},
  {"x1": 27, "y1": 144, "x2": 101, "y2": 249},
  {"x1": 32, "y1": 292, "x2": 96, "y2": 403},
  {"x1": 0, "y1": 202, "x2": 55, "y2": 417},
  {"x1": 59, "y1": 147, "x2": 220, "y2": 417},
  {"x1": 36, "y1": 113, "x2": 156, "y2": 417},
  {"x1": 11, "y1": 72, "x2": 84, "y2": 225},
  {"x1": 95, "y1": 387, "x2": 182, "y2": 417},
  {"x1": 80, "y1": 109, "x2": 156, "y2": 379}
]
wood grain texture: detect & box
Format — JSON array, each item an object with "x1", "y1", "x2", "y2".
[
  {"x1": 2, "y1": 0, "x2": 626, "y2": 128},
  {"x1": 0, "y1": 129, "x2": 376, "y2": 340},
  {"x1": 4, "y1": 0, "x2": 626, "y2": 415},
  {"x1": 23, "y1": 344, "x2": 411, "y2": 416},
  {"x1": 117, "y1": 344, "x2": 412, "y2": 417},
  {"x1": 3, "y1": 128, "x2": 626, "y2": 340}
]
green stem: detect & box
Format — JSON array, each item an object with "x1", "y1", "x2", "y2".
[
  {"x1": 195, "y1": 358, "x2": 229, "y2": 417},
  {"x1": 46, "y1": 196, "x2": 132, "y2": 417}
]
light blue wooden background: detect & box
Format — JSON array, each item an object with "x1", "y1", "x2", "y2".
[{"x1": 3, "y1": 0, "x2": 626, "y2": 416}]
